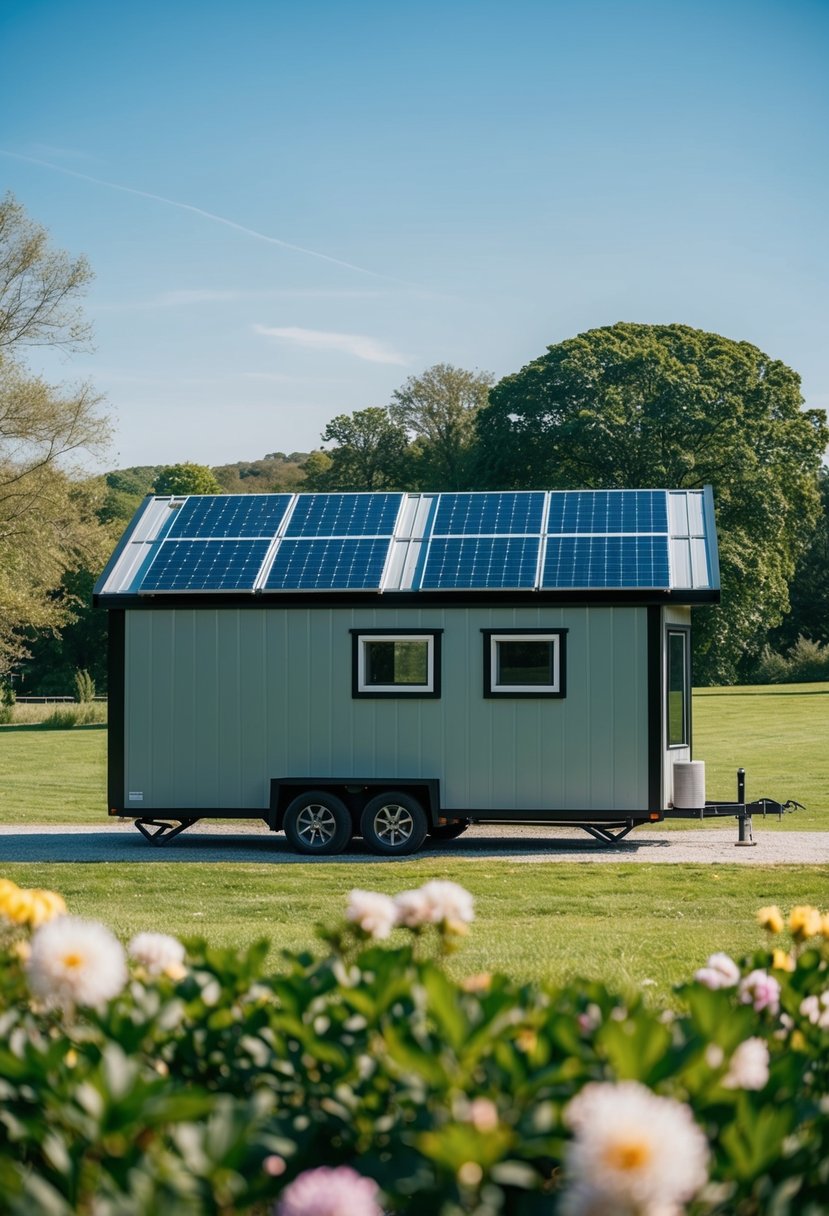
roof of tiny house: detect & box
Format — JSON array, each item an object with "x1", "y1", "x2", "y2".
[{"x1": 93, "y1": 488, "x2": 720, "y2": 606}]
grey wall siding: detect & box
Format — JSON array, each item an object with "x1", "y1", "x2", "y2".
[{"x1": 124, "y1": 604, "x2": 650, "y2": 814}]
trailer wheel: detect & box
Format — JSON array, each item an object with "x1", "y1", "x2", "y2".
[
  {"x1": 429, "y1": 819, "x2": 470, "y2": 841},
  {"x1": 360, "y1": 792, "x2": 428, "y2": 856},
  {"x1": 283, "y1": 791, "x2": 352, "y2": 855}
]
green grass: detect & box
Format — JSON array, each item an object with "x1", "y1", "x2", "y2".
[
  {"x1": 1, "y1": 860, "x2": 824, "y2": 1003},
  {"x1": 0, "y1": 724, "x2": 106, "y2": 824},
  {"x1": 0, "y1": 683, "x2": 825, "y2": 827},
  {"x1": 692, "y1": 681, "x2": 828, "y2": 829}
]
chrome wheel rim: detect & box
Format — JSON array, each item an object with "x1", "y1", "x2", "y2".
[
  {"x1": 374, "y1": 803, "x2": 414, "y2": 847},
  {"x1": 296, "y1": 804, "x2": 338, "y2": 847}
]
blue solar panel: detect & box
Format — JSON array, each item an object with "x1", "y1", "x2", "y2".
[
  {"x1": 264, "y1": 538, "x2": 391, "y2": 590},
  {"x1": 420, "y1": 537, "x2": 540, "y2": 589},
  {"x1": 285, "y1": 493, "x2": 402, "y2": 538},
  {"x1": 140, "y1": 540, "x2": 270, "y2": 592},
  {"x1": 546, "y1": 490, "x2": 668, "y2": 535},
  {"x1": 166, "y1": 495, "x2": 292, "y2": 539},
  {"x1": 433, "y1": 492, "x2": 545, "y2": 536},
  {"x1": 541, "y1": 536, "x2": 670, "y2": 589}
]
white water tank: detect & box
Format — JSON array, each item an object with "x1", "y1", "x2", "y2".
[{"x1": 672, "y1": 760, "x2": 706, "y2": 810}]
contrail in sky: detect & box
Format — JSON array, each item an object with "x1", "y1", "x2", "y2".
[{"x1": 0, "y1": 149, "x2": 416, "y2": 286}]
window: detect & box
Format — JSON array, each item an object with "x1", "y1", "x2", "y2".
[
  {"x1": 351, "y1": 630, "x2": 442, "y2": 698},
  {"x1": 482, "y1": 629, "x2": 567, "y2": 698},
  {"x1": 667, "y1": 629, "x2": 690, "y2": 747}
]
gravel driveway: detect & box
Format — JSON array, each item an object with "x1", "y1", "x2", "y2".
[{"x1": 0, "y1": 822, "x2": 825, "y2": 865}]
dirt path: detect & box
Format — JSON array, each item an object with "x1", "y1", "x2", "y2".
[{"x1": 0, "y1": 823, "x2": 826, "y2": 865}]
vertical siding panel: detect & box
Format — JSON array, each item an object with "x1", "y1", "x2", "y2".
[
  {"x1": 561, "y1": 608, "x2": 589, "y2": 809},
  {"x1": 192, "y1": 611, "x2": 220, "y2": 805},
  {"x1": 216, "y1": 610, "x2": 242, "y2": 807}
]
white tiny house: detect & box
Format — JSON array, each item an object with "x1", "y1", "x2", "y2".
[{"x1": 95, "y1": 488, "x2": 722, "y2": 854}]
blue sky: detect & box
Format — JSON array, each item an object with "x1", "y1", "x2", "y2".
[{"x1": 1, "y1": 0, "x2": 827, "y2": 470}]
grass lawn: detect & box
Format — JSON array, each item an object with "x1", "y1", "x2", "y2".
[
  {"x1": 1, "y1": 859, "x2": 824, "y2": 1003},
  {"x1": 0, "y1": 683, "x2": 825, "y2": 828}
]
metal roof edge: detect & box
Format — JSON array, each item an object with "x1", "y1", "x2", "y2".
[
  {"x1": 92, "y1": 496, "x2": 156, "y2": 598},
  {"x1": 702, "y1": 484, "x2": 721, "y2": 591}
]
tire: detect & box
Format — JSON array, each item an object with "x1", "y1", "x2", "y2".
[
  {"x1": 360, "y1": 792, "x2": 429, "y2": 856},
  {"x1": 283, "y1": 791, "x2": 352, "y2": 855},
  {"x1": 428, "y1": 819, "x2": 470, "y2": 841}
]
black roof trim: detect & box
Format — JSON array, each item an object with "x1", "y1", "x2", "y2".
[{"x1": 94, "y1": 587, "x2": 720, "y2": 611}]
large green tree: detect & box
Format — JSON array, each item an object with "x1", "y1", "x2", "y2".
[
  {"x1": 389, "y1": 363, "x2": 493, "y2": 490},
  {"x1": 475, "y1": 323, "x2": 828, "y2": 684},
  {"x1": 153, "y1": 462, "x2": 221, "y2": 495},
  {"x1": 770, "y1": 464, "x2": 829, "y2": 650},
  {"x1": 0, "y1": 195, "x2": 110, "y2": 674},
  {"x1": 303, "y1": 407, "x2": 411, "y2": 491}
]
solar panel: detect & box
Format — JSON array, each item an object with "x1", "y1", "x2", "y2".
[
  {"x1": 433, "y1": 492, "x2": 545, "y2": 536},
  {"x1": 419, "y1": 537, "x2": 541, "y2": 589},
  {"x1": 541, "y1": 536, "x2": 670, "y2": 589},
  {"x1": 545, "y1": 490, "x2": 668, "y2": 535},
  {"x1": 166, "y1": 494, "x2": 292, "y2": 539},
  {"x1": 140, "y1": 540, "x2": 271, "y2": 592},
  {"x1": 285, "y1": 493, "x2": 402, "y2": 538},
  {"x1": 264, "y1": 538, "x2": 391, "y2": 590}
]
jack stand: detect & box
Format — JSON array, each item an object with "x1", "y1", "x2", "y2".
[{"x1": 735, "y1": 811, "x2": 756, "y2": 847}]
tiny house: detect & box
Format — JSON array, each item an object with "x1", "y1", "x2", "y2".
[{"x1": 94, "y1": 488, "x2": 721, "y2": 854}]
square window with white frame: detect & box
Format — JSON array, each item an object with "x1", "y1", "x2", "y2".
[
  {"x1": 482, "y1": 629, "x2": 567, "y2": 698},
  {"x1": 351, "y1": 630, "x2": 442, "y2": 698}
]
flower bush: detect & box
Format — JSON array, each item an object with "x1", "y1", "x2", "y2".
[{"x1": 1, "y1": 877, "x2": 828, "y2": 1215}]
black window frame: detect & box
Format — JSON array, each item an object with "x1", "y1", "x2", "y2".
[
  {"x1": 666, "y1": 626, "x2": 691, "y2": 748},
  {"x1": 350, "y1": 628, "x2": 442, "y2": 699},
  {"x1": 481, "y1": 628, "x2": 567, "y2": 699}
]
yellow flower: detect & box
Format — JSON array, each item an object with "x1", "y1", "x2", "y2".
[
  {"x1": 756, "y1": 905, "x2": 784, "y2": 934},
  {"x1": 0, "y1": 878, "x2": 22, "y2": 916},
  {"x1": 789, "y1": 905, "x2": 821, "y2": 941},
  {"x1": 1, "y1": 886, "x2": 66, "y2": 928},
  {"x1": 772, "y1": 948, "x2": 796, "y2": 972},
  {"x1": 820, "y1": 913, "x2": 829, "y2": 939},
  {"x1": 461, "y1": 972, "x2": 492, "y2": 993}
]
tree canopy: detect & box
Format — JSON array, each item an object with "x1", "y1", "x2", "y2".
[
  {"x1": 153, "y1": 463, "x2": 222, "y2": 496},
  {"x1": 390, "y1": 363, "x2": 493, "y2": 490},
  {"x1": 475, "y1": 323, "x2": 828, "y2": 683},
  {"x1": 303, "y1": 408, "x2": 410, "y2": 491},
  {"x1": 0, "y1": 196, "x2": 110, "y2": 674}
]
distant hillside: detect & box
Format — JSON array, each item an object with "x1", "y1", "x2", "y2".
[
  {"x1": 105, "y1": 453, "x2": 311, "y2": 502},
  {"x1": 212, "y1": 452, "x2": 309, "y2": 493}
]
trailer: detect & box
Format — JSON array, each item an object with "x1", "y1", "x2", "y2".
[{"x1": 94, "y1": 487, "x2": 792, "y2": 855}]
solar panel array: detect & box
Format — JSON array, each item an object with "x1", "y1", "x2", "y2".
[{"x1": 133, "y1": 490, "x2": 678, "y2": 594}]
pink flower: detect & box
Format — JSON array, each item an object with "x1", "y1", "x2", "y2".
[
  {"x1": 739, "y1": 970, "x2": 781, "y2": 1015},
  {"x1": 274, "y1": 1166, "x2": 381, "y2": 1216},
  {"x1": 694, "y1": 952, "x2": 740, "y2": 990}
]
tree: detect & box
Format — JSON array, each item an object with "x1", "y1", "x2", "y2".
[
  {"x1": 0, "y1": 194, "x2": 93, "y2": 352},
  {"x1": 771, "y1": 465, "x2": 829, "y2": 650},
  {"x1": 389, "y1": 363, "x2": 494, "y2": 490},
  {"x1": 303, "y1": 408, "x2": 411, "y2": 491},
  {"x1": 475, "y1": 323, "x2": 828, "y2": 684},
  {"x1": 0, "y1": 196, "x2": 110, "y2": 674},
  {"x1": 153, "y1": 463, "x2": 221, "y2": 495}
]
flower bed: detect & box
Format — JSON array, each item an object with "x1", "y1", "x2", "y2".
[{"x1": 1, "y1": 878, "x2": 827, "y2": 1214}]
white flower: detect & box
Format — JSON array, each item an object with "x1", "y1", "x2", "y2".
[
  {"x1": 128, "y1": 931, "x2": 186, "y2": 977},
  {"x1": 723, "y1": 1037, "x2": 769, "y2": 1090},
  {"x1": 345, "y1": 889, "x2": 398, "y2": 939},
  {"x1": 416, "y1": 880, "x2": 475, "y2": 928},
  {"x1": 394, "y1": 887, "x2": 432, "y2": 928},
  {"x1": 694, "y1": 952, "x2": 740, "y2": 990},
  {"x1": 275, "y1": 1164, "x2": 381, "y2": 1216},
  {"x1": 27, "y1": 917, "x2": 127, "y2": 1010},
  {"x1": 800, "y1": 991, "x2": 829, "y2": 1028},
  {"x1": 562, "y1": 1080, "x2": 709, "y2": 1216}
]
